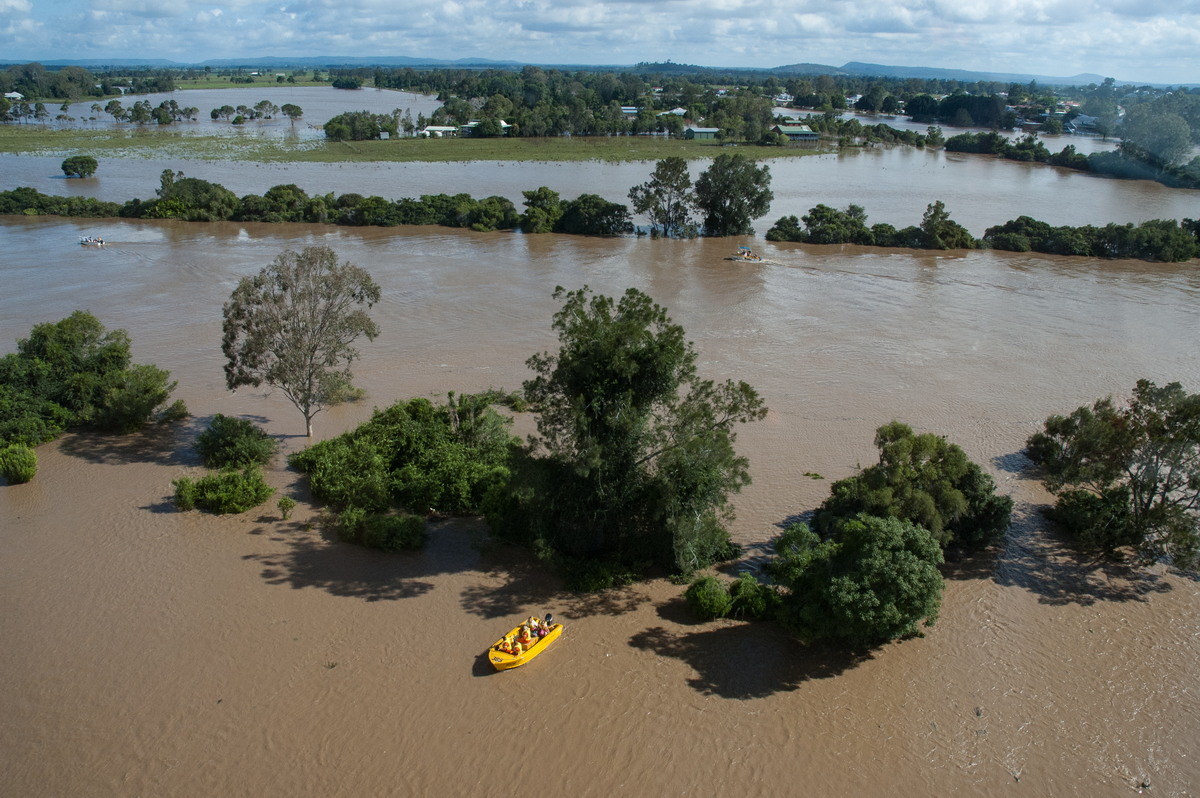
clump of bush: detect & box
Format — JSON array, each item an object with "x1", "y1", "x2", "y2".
[
  {"x1": 684, "y1": 572, "x2": 780, "y2": 622},
  {"x1": 194, "y1": 414, "x2": 278, "y2": 468},
  {"x1": 333, "y1": 507, "x2": 426, "y2": 551},
  {"x1": 172, "y1": 467, "x2": 274, "y2": 514},
  {"x1": 685, "y1": 575, "x2": 734, "y2": 620},
  {"x1": 0, "y1": 443, "x2": 38, "y2": 484},
  {"x1": 290, "y1": 394, "x2": 516, "y2": 515}
]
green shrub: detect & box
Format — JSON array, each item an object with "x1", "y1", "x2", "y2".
[
  {"x1": 728, "y1": 572, "x2": 779, "y2": 620},
  {"x1": 360, "y1": 512, "x2": 427, "y2": 551},
  {"x1": 195, "y1": 414, "x2": 278, "y2": 468},
  {"x1": 278, "y1": 496, "x2": 296, "y2": 520},
  {"x1": 0, "y1": 443, "x2": 38, "y2": 484},
  {"x1": 173, "y1": 467, "x2": 274, "y2": 514},
  {"x1": 685, "y1": 575, "x2": 734, "y2": 620},
  {"x1": 157, "y1": 399, "x2": 189, "y2": 423}
]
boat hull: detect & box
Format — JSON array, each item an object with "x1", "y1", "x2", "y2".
[{"x1": 487, "y1": 623, "x2": 563, "y2": 670}]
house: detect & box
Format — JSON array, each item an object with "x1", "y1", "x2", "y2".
[
  {"x1": 772, "y1": 124, "x2": 819, "y2": 142},
  {"x1": 620, "y1": 106, "x2": 640, "y2": 118},
  {"x1": 419, "y1": 125, "x2": 460, "y2": 138},
  {"x1": 657, "y1": 107, "x2": 687, "y2": 117},
  {"x1": 459, "y1": 119, "x2": 513, "y2": 137},
  {"x1": 4, "y1": 91, "x2": 23, "y2": 100},
  {"x1": 685, "y1": 127, "x2": 720, "y2": 140}
]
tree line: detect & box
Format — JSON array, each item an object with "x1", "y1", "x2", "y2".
[{"x1": 766, "y1": 202, "x2": 1200, "y2": 262}]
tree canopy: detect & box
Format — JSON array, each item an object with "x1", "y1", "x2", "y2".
[
  {"x1": 627, "y1": 157, "x2": 697, "y2": 238},
  {"x1": 767, "y1": 516, "x2": 945, "y2": 644},
  {"x1": 222, "y1": 246, "x2": 381, "y2": 437},
  {"x1": 815, "y1": 421, "x2": 1013, "y2": 550},
  {"x1": 0, "y1": 310, "x2": 179, "y2": 445},
  {"x1": 60, "y1": 155, "x2": 98, "y2": 178},
  {"x1": 693, "y1": 153, "x2": 774, "y2": 236},
  {"x1": 1026, "y1": 379, "x2": 1200, "y2": 570},
  {"x1": 486, "y1": 286, "x2": 766, "y2": 585}
]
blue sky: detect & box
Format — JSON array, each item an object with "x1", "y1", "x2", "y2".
[{"x1": 3, "y1": 0, "x2": 1198, "y2": 85}]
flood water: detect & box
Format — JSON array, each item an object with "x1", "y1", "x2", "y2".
[{"x1": 1, "y1": 148, "x2": 1199, "y2": 797}]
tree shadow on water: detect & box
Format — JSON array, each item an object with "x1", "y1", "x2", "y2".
[
  {"x1": 234, "y1": 518, "x2": 499, "y2": 602},
  {"x1": 458, "y1": 541, "x2": 648, "y2": 621},
  {"x1": 628, "y1": 623, "x2": 874, "y2": 700},
  {"x1": 58, "y1": 418, "x2": 205, "y2": 467},
  {"x1": 991, "y1": 500, "x2": 1173, "y2": 606}
]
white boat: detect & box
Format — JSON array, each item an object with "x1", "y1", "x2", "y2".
[
  {"x1": 725, "y1": 246, "x2": 762, "y2": 262},
  {"x1": 79, "y1": 236, "x2": 105, "y2": 246}
]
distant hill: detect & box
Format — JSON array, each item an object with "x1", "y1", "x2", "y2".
[
  {"x1": 831, "y1": 61, "x2": 1110, "y2": 87},
  {"x1": 6, "y1": 55, "x2": 1188, "y2": 87}
]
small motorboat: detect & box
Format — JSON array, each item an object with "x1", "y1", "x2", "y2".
[
  {"x1": 487, "y1": 615, "x2": 563, "y2": 671},
  {"x1": 79, "y1": 236, "x2": 105, "y2": 246},
  {"x1": 725, "y1": 246, "x2": 762, "y2": 262}
]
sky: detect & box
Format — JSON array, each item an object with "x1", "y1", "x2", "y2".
[{"x1": 3, "y1": 0, "x2": 1199, "y2": 85}]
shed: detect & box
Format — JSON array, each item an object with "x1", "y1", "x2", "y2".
[
  {"x1": 685, "y1": 127, "x2": 720, "y2": 140},
  {"x1": 772, "y1": 124, "x2": 819, "y2": 142}
]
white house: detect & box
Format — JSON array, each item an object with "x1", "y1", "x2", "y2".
[{"x1": 4, "y1": 91, "x2": 23, "y2": 100}]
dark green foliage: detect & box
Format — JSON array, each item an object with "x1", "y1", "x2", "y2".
[
  {"x1": 488, "y1": 286, "x2": 765, "y2": 580},
  {"x1": 815, "y1": 421, "x2": 1012, "y2": 550},
  {"x1": 919, "y1": 201, "x2": 976, "y2": 250},
  {"x1": 984, "y1": 215, "x2": 1198, "y2": 262},
  {"x1": 145, "y1": 170, "x2": 240, "y2": 221},
  {"x1": 194, "y1": 414, "x2": 278, "y2": 469},
  {"x1": 1026, "y1": 380, "x2": 1200, "y2": 569},
  {"x1": 61, "y1": 155, "x2": 98, "y2": 178},
  {"x1": 277, "y1": 496, "x2": 296, "y2": 520},
  {"x1": 172, "y1": 467, "x2": 274, "y2": 514},
  {"x1": 324, "y1": 109, "x2": 395, "y2": 140},
  {"x1": 728, "y1": 572, "x2": 780, "y2": 620},
  {"x1": 693, "y1": 153, "x2": 773, "y2": 237},
  {"x1": 628, "y1": 157, "x2": 697, "y2": 238},
  {"x1": 519, "y1": 186, "x2": 563, "y2": 233},
  {"x1": 332, "y1": 507, "x2": 432, "y2": 553},
  {"x1": 0, "y1": 310, "x2": 177, "y2": 442},
  {"x1": 290, "y1": 393, "x2": 517, "y2": 516},
  {"x1": 556, "y1": 194, "x2": 634, "y2": 236},
  {"x1": 0, "y1": 443, "x2": 38, "y2": 484},
  {"x1": 767, "y1": 517, "x2": 944, "y2": 644},
  {"x1": 0, "y1": 187, "x2": 121, "y2": 217},
  {"x1": 685, "y1": 575, "x2": 734, "y2": 620}
]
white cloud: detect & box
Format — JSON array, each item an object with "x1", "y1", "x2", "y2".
[{"x1": 0, "y1": 0, "x2": 1195, "y2": 84}]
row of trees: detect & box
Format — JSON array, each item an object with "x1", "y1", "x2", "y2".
[
  {"x1": 628, "y1": 155, "x2": 773, "y2": 237},
  {"x1": 766, "y1": 202, "x2": 1200, "y2": 262}
]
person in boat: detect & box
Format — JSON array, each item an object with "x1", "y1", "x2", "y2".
[{"x1": 518, "y1": 624, "x2": 534, "y2": 646}]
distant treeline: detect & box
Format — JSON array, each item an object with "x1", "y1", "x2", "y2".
[
  {"x1": 766, "y1": 203, "x2": 1200, "y2": 262},
  {"x1": 0, "y1": 173, "x2": 632, "y2": 236},
  {"x1": 944, "y1": 131, "x2": 1200, "y2": 189}
]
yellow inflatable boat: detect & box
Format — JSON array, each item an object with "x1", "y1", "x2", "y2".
[{"x1": 487, "y1": 617, "x2": 563, "y2": 671}]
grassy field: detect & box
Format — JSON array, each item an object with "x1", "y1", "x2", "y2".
[{"x1": 0, "y1": 124, "x2": 827, "y2": 163}]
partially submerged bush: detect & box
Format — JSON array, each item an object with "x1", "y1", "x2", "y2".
[
  {"x1": 173, "y1": 467, "x2": 274, "y2": 514},
  {"x1": 685, "y1": 575, "x2": 734, "y2": 620},
  {"x1": 195, "y1": 414, "x2": 278, "y2": 469},
  {"x1": 0, "y1": 443, "x2": 38, "y2": 484},
  {"x1": 332, "y1": 507, "x2": 426, "y2": 551}
]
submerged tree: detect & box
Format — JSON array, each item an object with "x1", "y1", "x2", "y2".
[
  {"x1": 767, "y1": 515, "x2": 945, "y2": 644},
  {"x1": 1026, "y1": 379, "x2": 1200, "y2": 569},
  {"x1": 815, "y1": 421, "x2": 1013, "y2": 550},
  {"x1": 693, "y1": 153, "x2": 773, "y2": 237},
  {"x1": 222, "y1": 246, "x2": 381, "y2": 437},
  {"x1": 627, "y1": 157, "x2": 697, "y2": 238},
  {"x1": 489, "y1": 286, "x2": 766, "y2": 584}
]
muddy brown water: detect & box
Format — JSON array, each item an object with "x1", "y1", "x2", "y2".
[{"x1": 1, "y1": 156, "x2": 1199, "y2": 797}]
